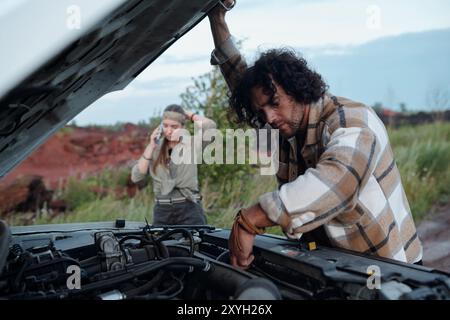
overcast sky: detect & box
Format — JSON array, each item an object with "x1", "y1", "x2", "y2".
[{"x1": 2, "y1": 0, "x2": 450, "y2": 125}]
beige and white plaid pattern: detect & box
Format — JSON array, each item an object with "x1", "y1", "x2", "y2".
[{"x1": 213, "y1": 38, "x2": 423, "y2": 263}]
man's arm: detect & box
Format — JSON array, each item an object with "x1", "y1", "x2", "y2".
[
  {"x1": 231, "y1": 126, "x2": 380, "y2": 268},
  {"x1": 259, "y1": 126, "x2": 380, "y2": 238},
  {"x1": 208, "y1": 4, "x2": 231, "y2": 49},
  {"x1": 228, "y1": 203, "x2": 276, "y2": 269},
  {"x1": 208, "y1": 0, "x2": 247, "y2": 91}
]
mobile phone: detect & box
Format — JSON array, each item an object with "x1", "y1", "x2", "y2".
[{"x1": 155, "y1": 122, "x2": 163, "y2": 144}]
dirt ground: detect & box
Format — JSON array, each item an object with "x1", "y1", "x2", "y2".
[
  {"x1": 417, "y1": 203, "x2": 450, "y2": 273},
  {"x1": 0, "y1": 124, "x2": 148, "y2": 190}
]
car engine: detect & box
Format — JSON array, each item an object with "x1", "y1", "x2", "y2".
[
  {"x1": 0, "y1": 220, "x2": 281, "y2": 300},
  {"x1": 1, "y1": 220, "x2": 449, "y2": 300}
]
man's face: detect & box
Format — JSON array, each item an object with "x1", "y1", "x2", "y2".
[{"x1": 250, "y1": 81, "x2": 304, "y2": 138}]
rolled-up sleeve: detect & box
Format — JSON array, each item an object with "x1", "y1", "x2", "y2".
[
  {"x1": 210, "y1": 35, "x2": 247, "y2": 92},
  {"x1": 131, "y1": 162, "x2": 148, "y2": 184}
]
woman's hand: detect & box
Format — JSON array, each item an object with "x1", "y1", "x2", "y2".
[
  {"x1": 148, "y1": 125, "x2": 162, "y2": 149},
  {"x1": 185, "y1": 111, "x2": 195, "y2": 122},
  {"x1": 138, "y1": 125, "x2": 161, "y2": 173}
]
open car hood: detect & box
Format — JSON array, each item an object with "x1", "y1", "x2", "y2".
[
  {"x1": 0, "y1": 0, "x2": 218, "y2": 180},
  {"x1": 2, "y1": 1, "x2": 449, "y2": 302}
]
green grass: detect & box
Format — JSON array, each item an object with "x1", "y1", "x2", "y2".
[
  {"x1": 388, "y1": 121, "x2": 450, "y2": 221},
  {"x1": 4, "y1": 122, "x2": 450, "y2": 232},
  {"x1": 7, "y1": 172, "x2": 276, "y2": 229},
  {"x1": 37, "y1": 192, "x2": 153, "y2": 225}
]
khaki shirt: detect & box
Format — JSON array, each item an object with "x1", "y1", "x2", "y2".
[{"x1": 131, "y1": 120, "x2": 216, "y2": 201}]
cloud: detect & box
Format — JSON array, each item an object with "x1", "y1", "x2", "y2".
[
  {"x1": 0, "y1": 0, "x2": 27, "y2": 18},
  {"x1": 102, "y1": 77, "x2": 192, "y2": 102},
  {"x1": 135, "y1": 56, "x2": 213, "y2": 83},
  {"x1": 51, "y1": 0, "x2": 450, "y2": 124}
]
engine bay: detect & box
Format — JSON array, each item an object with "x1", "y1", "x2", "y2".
[
  {"x1": 0, "y1": 220, "x2": 282, "y2": 300},
  {"x1": 1, "y1": 220, "x2": 449, "y2": 300}
]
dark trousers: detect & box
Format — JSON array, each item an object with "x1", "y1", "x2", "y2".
[{"x1": 153, "y1": 200, "x2": 207, "y2": 226}]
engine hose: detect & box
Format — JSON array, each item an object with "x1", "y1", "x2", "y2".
[
  {"x1": 7, "y1": 257, "x2": 208, "y2": 300},
  {"x1": 123, "y1": 269, "x2": 165, "y2": 298},
  {"x1": 190, "y1": 262, "x2": 281, "y2": 299},
  {"x1": 202, "y1": 263, "x2": 254, "y2": 296},
  {"x1": 12, "y1": 256, "x2": 32, "y2": 292},
  {"x1": 0, "y1": 221, "x2": 10, "y2": 276},
  {"x1": 164, "y1": 245, "x2": 254, "y2": 295},
  {"x1": 126, "y1": 232, "x2": 171, "y2": 260},
  {"x1": 133, "y1": 273, "x2": 184, "y2": 300},
  {"x1": 118, "y1": 235, "x2": 147, "y2": 246},
  {"x1": 69, "y1": 257, "x2": 209, "y2": 296},
  {"x1": 155, "y1": 229, "x2": 194, "y2": 257}
]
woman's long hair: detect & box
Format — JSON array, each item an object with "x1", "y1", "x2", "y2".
[{"x1": 152, "y1": 104, "x2": 186, "y2": 173}]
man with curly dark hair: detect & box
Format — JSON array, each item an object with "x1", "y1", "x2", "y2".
[
  {"x1": 208, "y1": 1, "x2": 423, "y2": 269},
  {"x1": 229, "y1": 48, "x2": 328, "y2": 131}
]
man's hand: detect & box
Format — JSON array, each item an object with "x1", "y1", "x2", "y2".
[
  {"x1": 229, "y1": 225, "x2": 255, "y2": 269},
  {"x1": 208, "y1": 0, "x2": 235, "y2": 20},
  {"x1": 229, "y1": 203, "x2": 276, "y2": 269}
]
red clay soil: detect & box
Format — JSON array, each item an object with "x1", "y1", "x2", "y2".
[
  {"x1": 1, "y1": 123, "x2": 449, "y2": 273},
  {"x1": 0, "y1": 123, "x2": 149, "y2": 190}
]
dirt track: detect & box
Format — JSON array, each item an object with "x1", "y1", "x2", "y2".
[{"x1": 417, "y1": 203, "x2": 450, "y2": 273}]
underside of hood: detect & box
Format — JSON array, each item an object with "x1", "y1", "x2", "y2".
[{"x1": 0, "y1": 0, "x2": 218, "y2": 180}]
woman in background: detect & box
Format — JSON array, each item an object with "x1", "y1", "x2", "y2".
[{"x1": 131, "y1": 104, "x2": 216, "y2": 225}]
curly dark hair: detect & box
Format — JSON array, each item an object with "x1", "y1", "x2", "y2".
[{"x1": 229, "y1": 48, "x2": 328, "y2": 128}]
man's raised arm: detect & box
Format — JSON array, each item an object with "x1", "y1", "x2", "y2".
[{"x1": 208, "y1": 0, "x2": 247, "y2": 91}]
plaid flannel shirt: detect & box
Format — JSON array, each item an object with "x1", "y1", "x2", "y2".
[{"x1": 211, "y1": 37, "x2": 423, "y2": 263}]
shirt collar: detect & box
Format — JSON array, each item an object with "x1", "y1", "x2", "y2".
[{"x1": 304, "y1": 92, "x2": 334, "y2": 146}]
